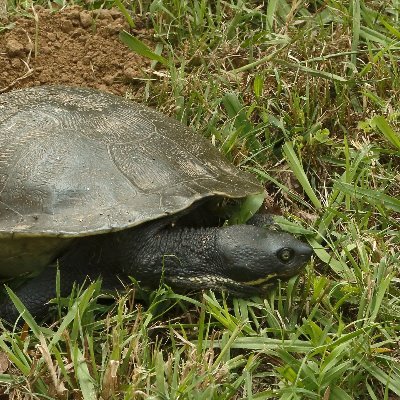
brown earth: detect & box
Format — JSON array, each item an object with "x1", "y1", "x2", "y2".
[{"x1": 0, "y1": 5, "x2": 153, "y2": 96}]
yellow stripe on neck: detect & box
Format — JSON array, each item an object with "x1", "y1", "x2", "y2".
[{"x1": 243, "y1": 273, "x2": 277, "y2": 286}]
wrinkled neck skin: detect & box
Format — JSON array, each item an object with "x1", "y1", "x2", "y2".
[{"x1": 113, "y1": 223, "x2": 229, "y2": 290}]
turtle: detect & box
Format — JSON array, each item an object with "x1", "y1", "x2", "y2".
[{"x1": 0, "y1": 85, "x2": 313, "y2": 323}]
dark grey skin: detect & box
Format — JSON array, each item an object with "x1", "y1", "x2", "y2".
[{"x1": 0, "y1": 218, "x2": 312, "y2": 323}]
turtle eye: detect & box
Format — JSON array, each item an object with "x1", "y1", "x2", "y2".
[{"x1": 278, "y1": 248, "x2": 294, "y2": 263}]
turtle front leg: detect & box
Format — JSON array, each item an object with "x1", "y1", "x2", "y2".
[
  {"x1": 0, "y1": 236, "x2": 123, "y2": 325},
  {"x1": 0, "y1": 265, "x2": 69, "y2": 324}
]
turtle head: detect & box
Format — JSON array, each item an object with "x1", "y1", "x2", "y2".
[
  {"x1": 215, "y1": 225, "x2": 312, "y2": 293},
  {"x1": 164, "y1": 224, "x2": 313, "y2": 295}
]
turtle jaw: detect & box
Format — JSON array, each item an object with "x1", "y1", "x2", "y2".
[{"x1": 165, "y1": 269, "x2": 302, "y2": 296}]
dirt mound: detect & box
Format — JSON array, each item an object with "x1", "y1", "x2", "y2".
[{"x1": 1, "y1": 6, "x2": 152, "y2": 95}]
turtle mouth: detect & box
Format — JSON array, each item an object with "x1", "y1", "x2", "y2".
[{"x1": 166, "y1": 272, "x2": 295, "y2": 296}]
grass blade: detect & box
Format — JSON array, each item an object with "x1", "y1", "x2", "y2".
[
  {"x1": 335, "y1": 182, "x2": 400, "y2": 212},
  {"x1": 371, "y1": 115, "x2": 400, "y2": 150},
  {"x1": 119, "y1": 31, "x2": 168, "y2": 65},
  {"x1": 4, "y1": 286, "x2": 41, "y2": 337},
  {"x1": 283, "y1": 141, "x2": 323, "y2": 210}
]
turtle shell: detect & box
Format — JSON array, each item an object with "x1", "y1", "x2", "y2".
[{"x1": 0, "y1": 86, "x2": 262, "y2": 276}]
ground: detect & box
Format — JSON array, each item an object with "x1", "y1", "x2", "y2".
[{"x1": 1, "y1": 5, "x2": 149, "y2": 95}]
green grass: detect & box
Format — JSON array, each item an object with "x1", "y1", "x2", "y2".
[{"x1": 1, "y1": 0, "x2": 400, "y2": 398}]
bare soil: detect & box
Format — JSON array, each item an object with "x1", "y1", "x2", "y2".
[{"x1": 0, "y1": 6, "x2": 152, "y2": 95}]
